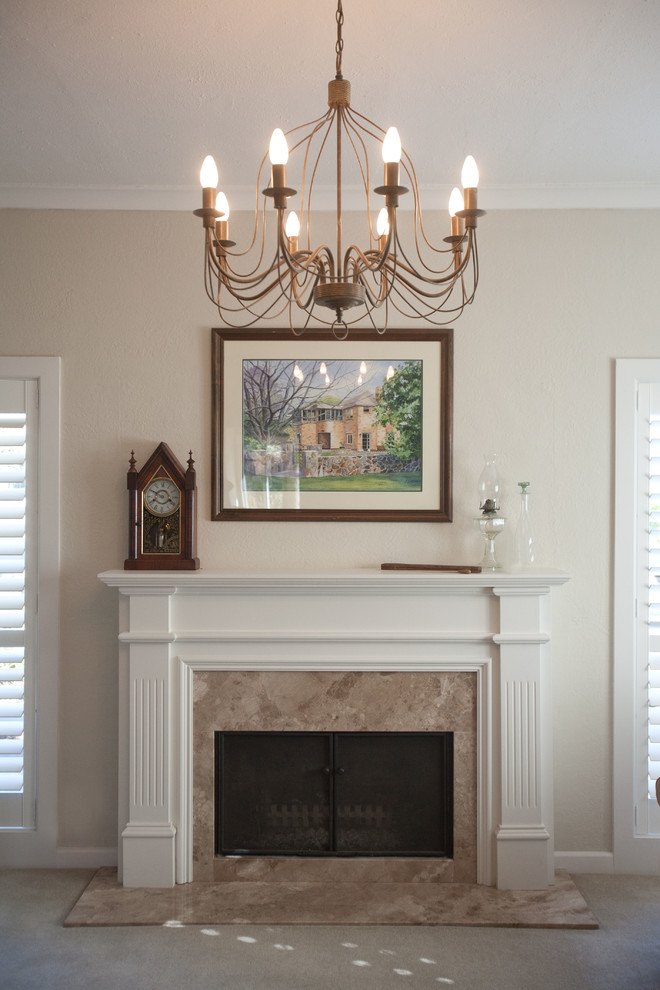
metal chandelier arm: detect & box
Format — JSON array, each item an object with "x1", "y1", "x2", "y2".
[
  {"x1": 205, "y1": 233, "x2": 282, "y2": 291},
  {"x1": 392, "y1": 226, "x2": 477, "y2": 289},
  {"x1": 276, "y1": 213, "x2": 336, "y2": 281},
  {"x1": 342, "y1": 223, "x2": 395, "y2": 280}
]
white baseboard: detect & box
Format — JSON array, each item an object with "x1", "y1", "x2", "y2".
[
  {"x1": 55, "y1": 847, "x2": 118, "y2": 869},
  {"x1": 0, "y1": 840, "x2": 117, "y2": 869},
  {"x1": 0, "y1": 844, "x2": 617, "y2": 876},
  {"x1": 554, "y1": 851, "x2": 614, "y2": 874}
]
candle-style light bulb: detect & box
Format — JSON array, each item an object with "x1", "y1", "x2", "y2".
[
  {"x1": 215, "y1": 191, "x2": 230, "y2": 246},
  {"x1": 269, "y1": 128, "x2": 289, "y2": 165},
  {"x1": 376, "y1": 207, "x2": 390, "y2": 237},
  {"x1": 386, "y1": 365, "x2": 395, "y2": 381},
  {"x1": 319, "y1": 362, "x2": 327, "y2": 375},
  {"x1": 285, "y1": 211, "x2": 300, "y2": 238},
  {"x1": 200, "y1": 155, "x2": 218, "y2": 189},
  {"x1": 448, "y1": 186, "x2": 465, "y2": 239},
  {"x1": 359, "y1": 361, "x2": 367, "y2": 375},
  {"x1": 268, "y1": 128, "x2": 289, "y2": 205},
  {"x1": 382, "y1": 127, "x2": 402, "y2": 164},
  {"x1": 448, "y1": 187, "x2": 464, "y2": 217},
  {"x1": 215, "y1": 192, "x2": 230, "y2": 220},
  {"x1": 461, "y1": 155, "x2": 479, "y2": 189},
  {"x1": 285, "y1": 209, "x2": 300, "y2": 253},
  {"x1": 461, "y1": 155, "x2": 480, "y2": 212},
  {"x1": 199, "y1": 155, "x2": 219, "y2": 218}
]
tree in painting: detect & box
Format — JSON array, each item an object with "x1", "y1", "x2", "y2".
[
  {"x1": 373, "y1": 361, "x2": 423, "y2": 462},
  {"x1": 242, "y1": 360, "x2": 307, "y2": 447}
]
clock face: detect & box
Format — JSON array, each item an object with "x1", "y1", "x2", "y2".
[{"x1": 143, "y1": 477, "x2": 181, "y2": 516}]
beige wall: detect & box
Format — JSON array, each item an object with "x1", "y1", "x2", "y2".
[{"x1": 1, "y1": 206, "x2": 659, "y2": 856}]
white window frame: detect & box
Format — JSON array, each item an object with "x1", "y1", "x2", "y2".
[
  {"x1": 0, "y1": 357, "x2": 60, "y2": 866},
  {"x1": 0, "y1": 377, "x2": 37, "y2": 826},
  {"x1": 614, "y1": 358, "x2": 660, "y2": 873}
]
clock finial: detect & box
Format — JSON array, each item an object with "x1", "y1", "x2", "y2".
[{"x1": 128, "y1": 450, "x2": 137, "y2": 473}]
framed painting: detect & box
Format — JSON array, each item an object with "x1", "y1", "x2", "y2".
[{"x1": 212, "y1": 328, "x2": 453, "y2": 522}]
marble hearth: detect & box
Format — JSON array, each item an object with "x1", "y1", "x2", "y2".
[{"x1": 99, "y1": 568, "x2": 569, "y2": 891}]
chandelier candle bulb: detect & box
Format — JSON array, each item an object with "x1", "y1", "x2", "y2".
[
  {"x1": 285, "y1": 210, "x2": 300, "y2": 253},
  {"x1": 376, "y1": 207, "x2": 390, "y2": 249},
  {"x1": 382, "y1": 127, "x2": 402, "y2": 163},
  {"x1": 200, "y1": 154, "x2": 218, "y2": 189},
  {"x1": 198, "y1": 155, "x2": 219, "y2": 222},
  {"x1": 215, "y1": 191, "x2": 229, "y2": 220},
  {"x1": 269, "y1": 128, "x2": 288, "y2": 187},
  {"x1": 461, "y1": 155, "x2": 480, "y2": 212},
  {"x1": 382, "y1": 126, "x2": 402, "y2": 187},
  {"x1": 269, "y1": 128, "x2": 289, "y2": 165},
  {"x1": 214, "y1": 192, "x2": 230, "y2": 244},
  {"x1": 448, "y1": 187, "x2": 465, "y2": 238}
]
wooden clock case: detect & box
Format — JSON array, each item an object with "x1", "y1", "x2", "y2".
[{"x1": 124, "y1": 441, "x2": 200, "y2": 570}]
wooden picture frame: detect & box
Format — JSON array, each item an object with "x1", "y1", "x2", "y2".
[{"x1": 212, "y1": 328, "x2": 452, "y2": 522}]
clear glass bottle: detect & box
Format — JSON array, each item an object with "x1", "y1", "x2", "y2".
[{"x1": 514, "y1": 481, "x2": 535, "y2": 569}]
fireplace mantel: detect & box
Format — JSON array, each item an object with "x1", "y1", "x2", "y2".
[{"x1": 99, "y1": 568, "x2": 569, "y2": 891}]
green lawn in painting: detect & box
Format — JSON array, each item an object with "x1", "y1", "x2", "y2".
[{"x1": 243, "y1": 472, "x2": 422, "y2": 492}]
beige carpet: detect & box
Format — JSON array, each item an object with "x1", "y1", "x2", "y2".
[{"x1": 64, "y1": 868, "x2": 598, "y2": 929}]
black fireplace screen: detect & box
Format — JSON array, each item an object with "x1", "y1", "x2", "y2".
[{"x1": 215, "y1": 731, "x2": 453, "y2": 857}]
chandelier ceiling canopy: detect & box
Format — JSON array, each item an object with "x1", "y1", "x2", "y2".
[{"x1": 195, "y1": 0, "x2": 485, "y2": 338}]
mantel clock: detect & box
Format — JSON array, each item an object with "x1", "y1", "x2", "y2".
[{"x1": 124, "y1": 442, "x2": 200, "y2": 570}]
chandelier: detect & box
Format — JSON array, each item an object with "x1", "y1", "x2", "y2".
[{"x1": 194, "y1": 1, "x2": 485, "y2": 338}]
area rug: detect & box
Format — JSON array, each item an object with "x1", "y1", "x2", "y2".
[{"x1": 64, "y1": 868, "x2": 598, "y2": 929}]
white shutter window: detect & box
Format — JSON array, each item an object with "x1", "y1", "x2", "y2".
[
  {"x1": 614, "y1": 359, "x2": 660, "y2": 870},
  {"x1": 0, "y1": 379, "x2": 37, "y2": 827},
  {"x1": 636, "y1": 382, "x2": 660, "y2": 835},
  {"x1": 648, "y1": 401, "x2": 660, "y2": 798}
]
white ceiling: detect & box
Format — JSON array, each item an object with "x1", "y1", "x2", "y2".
[{"x1": 1, "y1": 0, "x2": 659, "y2": 211}]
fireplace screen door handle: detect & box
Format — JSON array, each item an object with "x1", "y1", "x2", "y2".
[{"x1": 322, "y1": 767, "x2": 346, "y2": 775}]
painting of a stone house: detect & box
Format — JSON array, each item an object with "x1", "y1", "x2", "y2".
[
  {"x1": 242, "y1": 357, "x2": 422, "y2": 490},
  {"x1": 296, "y1": 390, "x2": 396, "y2": 452}
]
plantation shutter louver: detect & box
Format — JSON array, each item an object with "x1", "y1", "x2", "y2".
[
  {"x1": 0, "y1": 378, "x2": 36, "y2": 827},
  {"x1": 633, "y1": 381, "x2": 660, "y2": 836},
  {"x1": 647, "y1": 389, "x2": 660, "y2": 808}
]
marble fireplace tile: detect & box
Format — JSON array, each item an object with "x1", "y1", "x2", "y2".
[
  {"x1": 64, "y1": 868, "x2": 598, "y2": 930},
  {"x1": 212, "y1": 857, "x2": 456, "y2": 884},
  {"x1": 193, "y1": 672, "x2": 477, "y2": 885}
]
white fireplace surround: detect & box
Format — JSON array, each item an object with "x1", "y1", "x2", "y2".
[{"x1": 99, "y1": 568, "x2": 569, "y2": 891}]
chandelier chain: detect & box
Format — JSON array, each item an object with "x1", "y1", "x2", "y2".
[{"x1": 335, "y1": 0, "x2": 344, "y2": 79}]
